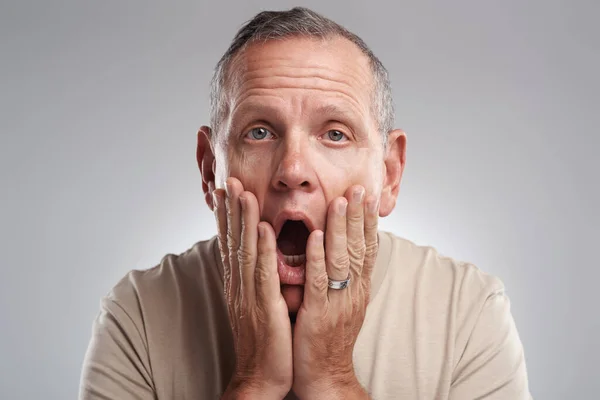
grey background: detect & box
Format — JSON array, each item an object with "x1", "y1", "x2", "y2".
[{"x1": 1, "y1": 0, "x2": 598, "y2": 398}]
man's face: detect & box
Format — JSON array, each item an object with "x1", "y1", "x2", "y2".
[{"x1": 201, "y1": 37, "x2": 404, "y2": 312}]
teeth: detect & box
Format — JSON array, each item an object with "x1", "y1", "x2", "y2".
[{"x1": 282, "y1": 254, "x2": 306, "y2": 266}]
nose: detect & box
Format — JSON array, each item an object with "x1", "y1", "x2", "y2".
[{"x1": 271, "y1": 144, "x2": 316, "y2": 192}]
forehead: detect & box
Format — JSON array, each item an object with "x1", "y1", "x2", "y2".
[{"x1": 225, "y1": 36, "x2": 374, "y2": 115}]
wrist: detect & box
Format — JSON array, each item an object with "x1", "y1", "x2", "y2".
[
  {"x1": 223, "y1": 377, "x2": 288, "y2": 400},
  {"x1": 297, "y1": 375, "x2": 369, "y2": 400}
]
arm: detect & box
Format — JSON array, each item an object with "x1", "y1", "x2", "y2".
[
  {"x1": 450, "y1": 291, "x2": 532, "y2": 399},
  {"x1": 78, "y1": 296, "x2": 155, "y2": 399}
]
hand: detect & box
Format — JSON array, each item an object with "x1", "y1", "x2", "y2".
[
  {"x1": 214, "y1": 177, "x2": 293, "y2": 399},
  {"x1": 292, "y1": 185, "x2": 378, "y2": 399}
]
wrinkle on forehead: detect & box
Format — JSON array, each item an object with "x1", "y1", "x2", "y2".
[
  {"x1": 233, "y1": 87, "x2": 366, "y2": 124},
  {"x1": 223, "y1": 36, "x2": 375, "y2": 125}
]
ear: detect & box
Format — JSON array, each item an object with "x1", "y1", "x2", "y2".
[
  {"x1": 379, "y1": 129, "x2": 407, "y2": 217},
  {"x1": 197, "y1": 126, "x2": 217, "y2": 211}
]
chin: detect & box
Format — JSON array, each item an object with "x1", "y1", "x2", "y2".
[{"x1": 281, "y1": 285, "x2": 304, "y2": 313}]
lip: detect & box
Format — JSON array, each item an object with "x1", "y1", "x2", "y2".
[
  {"x1": 272, "y1": 209, "x2": 317, "y2": 238},
  {"x1": 276, "y1": 248, "x2": 306, "y2": 285}
]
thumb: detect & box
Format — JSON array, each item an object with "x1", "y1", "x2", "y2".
[
  {"x1": 255, "y1": 222, "x2": 280, "y2": 304},
  {"x1": 303, "y1": 230, "x2": 328, "y2": 310}
]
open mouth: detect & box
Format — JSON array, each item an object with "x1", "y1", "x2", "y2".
[
  {"x1": 277, "y1": 219, "x2": 309, "y2": 262},
  {"x1": 276, "y1": 220, "x2": 310, "y2": 284}
]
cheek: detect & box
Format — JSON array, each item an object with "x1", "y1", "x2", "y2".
[
  {"x1": 228, "y1": 149, "x2": 272, "y2": 193},
  {"x1": 316, "y1": 148, "x2": 383, "y2": 195}
]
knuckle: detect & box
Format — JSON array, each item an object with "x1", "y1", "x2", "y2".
[
  {"x1": 219, "y1": 252, "x2": 229, "y2": 267},
  {"x1": 347, "y1": 212, "x2": 363, "y2": 224},
  {"x1": 223, "y1": 268, "x2": 232, "y2": 284},
  {"x1": 347, "y1": 243, "x2": 366, "y2": 261},
  {"x1": 308, "y1": 250, "x2": 325, "y2": 265},
  {"x1": 365, "y1": 219, "x2": 378, "y2": 231},
  {"x1": 254, "y1": 264, "x2": 272, "y2": 283},
  {"x1": 329, "y1": 262, "x2": 348, "y2": 278},
  {"x1": 254, "y1": 302, "x2": 268, "y2": 319},
  {"x1": 349, "y1": 263, "x2": 361, "y2": 279},
  {"x1": 237, "y1": 244, "x2": 254, "y2": 263},
  {"x1": 217, "y1": 237, "x2": 229, "y2": 254},
  {"x1": 365, "y1": 241, "x2": 378, "y2": 258},
  {"x1": 227, "y1": 229, "x2": 240, "y2": 252},
  {"x1": 332, "y1": 252, "x2": 350, "y2": 267},
  {"x1": 311, "y1": 273, "x2": 329, "y2": 292},
  {"x1": 347, "y1": 234, "x2": 364, "y2": 246}
]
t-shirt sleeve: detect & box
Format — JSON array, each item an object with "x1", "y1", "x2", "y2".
[
  {"x1": 450, "y1": 290, "x2": 532, "y2": 399},
  {"x1": 78, "y1": 295, "x2": 155, "y2": 400}
]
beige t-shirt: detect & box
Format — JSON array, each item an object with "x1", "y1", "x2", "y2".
[{"x1": 79, "y1": 231, "x2": 531, "y2": 399}]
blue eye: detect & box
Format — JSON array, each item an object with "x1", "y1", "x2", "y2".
[
  {"x1": 327, "y1": 130, "x2": 346, "y2": 142},
  {"x1": 247, "y1": 127, "x2": 271, "y2": 140}
]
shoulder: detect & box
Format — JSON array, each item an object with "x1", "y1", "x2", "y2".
[
  {"x1": 80, "y1": 236, "x2": 226, "y2": 398},
  {"x1": 103, "y1": 236, "x2": 223, "y2": 324},
  {"x1": 382, "y1": 230, "x2": 505, "y2": 304},
  {"x1": 377, "y1": 231, "x2": 511, "y2": 347},
  {"x1": 380, "y1": 232, "x2": 529, "y2": 392}
]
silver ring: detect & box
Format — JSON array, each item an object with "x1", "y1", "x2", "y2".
[{"x1": 328, "y1": 275, "x2": 351, "y2": 290}]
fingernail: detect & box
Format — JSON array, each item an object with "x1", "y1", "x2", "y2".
[
  {"x1": 225, "y1": 180, "x2": 233, "y2": 197},
  {"x1": 239, "y1": 195, "x2": 246, "y2": 211},
  {"x1": 315, "y1": 230, "x2": 324, "y2": 242},
  {"x1": 353, "y1": 187, "x2": 365, "y2": 204},
  {"x1": 258, "y1": 224, "x2": 265, "y2": 238},
  {"x1": 338, "y1": 199, "x2": 348, "y2": 216}
]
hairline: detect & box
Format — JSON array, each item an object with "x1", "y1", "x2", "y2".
[
  {"x1": 226, "y1": 35, "x2": 376, "y2": 129},
  {"x1": 209, "y1": 16, "x2": 394, "y2": 150}
]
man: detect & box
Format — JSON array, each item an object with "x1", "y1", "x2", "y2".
[{"x1": 79, "y1": 7, "x2": 531, "y2": 400}]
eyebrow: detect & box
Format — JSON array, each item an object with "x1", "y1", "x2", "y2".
[
  {"x1": 231, "y1": 101, "x2": 287, "y2": 125},
  {"x1": 231, "y1": 101, "x2": 364, "y2": 131},
  {"x1": 313, "y1": 104, "x2": 361, "y2": 124}
]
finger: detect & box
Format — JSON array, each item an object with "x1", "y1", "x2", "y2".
[
  {"x1": 213, "y1": 189, "x2": 236, "y2": 294},
  {"x1": 345, "y1": 185, "x2": 366, "y2": 283},
  {"x1": 325, "y1": 197, "x2": 349, "y2": 301},
  {"x1": 239, "y1": 191, "x2": 259, "y2": 304},
  {"x1": 225, "y1": 177, "x2": 245, "y2": 302},
  {"x1": 213, "y1": 188, "x2": 239, "y2": 333},
  {"x1": 255, "y1": 221, "x2": 281, "y2": 306},
  {"x1": 362, "y1": 194, "x2": 380, "y2": 295},
  {"x1": 303, "y1": 229, "x2": 328, "y2": 310}
]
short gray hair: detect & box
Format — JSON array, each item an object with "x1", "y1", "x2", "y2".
[{"x1": 209, "y1": 7, "x2": 395, "y2": 149}]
